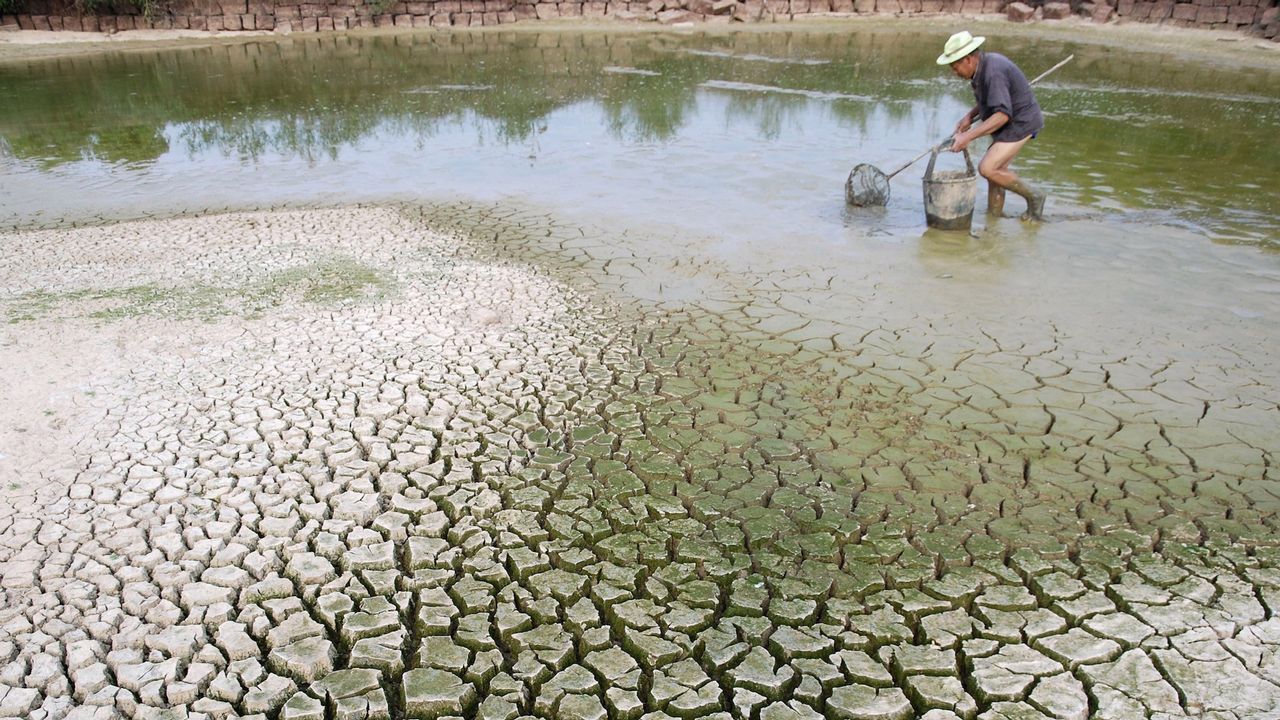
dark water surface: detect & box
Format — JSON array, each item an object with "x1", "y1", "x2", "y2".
[{"x1": 1, "y1": 27, "x2": 1278, "y2": 246}]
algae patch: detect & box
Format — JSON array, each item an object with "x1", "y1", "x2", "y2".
[
  {"x1": 3, "y1": 257, "x2": 394, "y2": 322},
  {"x1": 265, "y1": 259, "x2": 393, "y2": 305}
]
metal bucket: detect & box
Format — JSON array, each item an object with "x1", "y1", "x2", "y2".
[{"x1": 922, "y1": 147, "x2": 977, "y2": 231}]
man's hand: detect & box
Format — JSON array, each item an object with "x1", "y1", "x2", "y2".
[
  {"x1": 953, "y1": 114, "x2": 973, "y2": 136},
  {"x1": 953, "y1": 111, "x2": 1008, "y2": 152}
]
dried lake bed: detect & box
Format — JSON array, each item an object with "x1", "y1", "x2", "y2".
[
  {"x1": 2, "y1": 18, "x2": 1280, "y2": 720},
  {"x1": 0, "y1": 198, "x2": 1277, "y2": 720}
]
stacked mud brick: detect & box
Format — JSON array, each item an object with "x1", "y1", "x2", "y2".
[
  {"x1": 1, "y1": 0, "x2": 1275, "y2": 37},
  {"x1": 0, "y1": 0, "x2": 1025, "y2": 32},
  {"x1": 1124, "y1": 0, "x2": 1279, "y2": 35},
  {"x1": 0, "y1": 0, "x2": 497, "y2": 31},
  {"x1": 1005, "y1": 0, "x2": 1277, "y2": 37}
]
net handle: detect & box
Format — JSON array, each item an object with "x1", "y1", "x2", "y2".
[{"x1": 1028, "y1": 54, "x2": 1075, "y2": 86}]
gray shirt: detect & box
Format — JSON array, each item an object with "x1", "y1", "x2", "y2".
[{"x1": 971, "y1": 52, "x2": 1044, "y2": 143}]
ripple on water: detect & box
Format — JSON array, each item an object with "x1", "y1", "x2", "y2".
[
  {"x1": 680, "y1": 48, "x2": 832, "y2": 65},
  {"x1": 1046, "y1": 81, "x2": 1280, "y2": 106},
  {"x1": 603, "y1": 66, "x2": 662, "y2": 76},
  {"x1": 699, "y1": 79, "x2": 879, "y2": 102}
]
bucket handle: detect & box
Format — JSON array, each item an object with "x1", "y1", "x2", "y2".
[{"x1": 925, "y1": 144, "x2": 974, "y2": 180}]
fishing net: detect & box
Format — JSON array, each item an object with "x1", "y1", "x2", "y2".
[{"x1": 846, "y1": 163, "x2": 891, "y2": 207}]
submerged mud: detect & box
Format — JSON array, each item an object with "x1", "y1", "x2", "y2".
[{"x1": 0, "y1": 203, "x2": 1277, "y2": 720}]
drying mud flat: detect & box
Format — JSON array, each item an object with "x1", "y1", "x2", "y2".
[{"x1": 0, "y1": 202, "x2": 1277, "y2": 720}]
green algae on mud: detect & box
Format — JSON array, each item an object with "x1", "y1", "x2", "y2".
[
  {"x1": 267, "y1": 258, "x2": 395, "y2": 305},
  {"x1": 398, "y1": 200, "x2": 1277, "y2": 562},
  {"x1": 1, "y1": 256, "x2": 394, "y2": 322}
]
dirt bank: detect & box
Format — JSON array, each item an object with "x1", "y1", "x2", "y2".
[{"x1": 2, "y1": 15, "x2": 1277, "y2": 69}]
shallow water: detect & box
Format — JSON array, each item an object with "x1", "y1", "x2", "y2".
[{"x1": 0, "y1": 28, "x2": 1278, "y2": 245}]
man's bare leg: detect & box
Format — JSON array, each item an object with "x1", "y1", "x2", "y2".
[{"x1": 979, "y1": 137, "x2": 1045, "y2": 221}]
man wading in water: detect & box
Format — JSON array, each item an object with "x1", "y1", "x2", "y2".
[{"x1": 939, "y1": 31, "x2": 1047, "y2": 221}]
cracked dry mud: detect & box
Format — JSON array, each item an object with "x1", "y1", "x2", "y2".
[{"x1": 1, "y1": 204, "x2": 1278, "y2": 720}]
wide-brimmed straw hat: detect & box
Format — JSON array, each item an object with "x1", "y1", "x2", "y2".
[{"x1": 936, "y1": 31, "x2": 985, "y2": 65}]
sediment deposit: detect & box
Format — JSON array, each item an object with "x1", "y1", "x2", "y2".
[{"x1": 1, "y1": 204, "x2": 1278, "y2": 720}]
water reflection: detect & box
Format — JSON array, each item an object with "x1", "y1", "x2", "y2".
[
  {"x1": 601, "y1": 70, "x2": 697, "y2": 143},
  {"x1": 0, "y1": 29, "x2": 1277, "y2": 244}
]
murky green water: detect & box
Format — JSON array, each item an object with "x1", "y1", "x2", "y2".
[{"x1": 1, "y1": 27, "x2": 1278, "y2": 245}]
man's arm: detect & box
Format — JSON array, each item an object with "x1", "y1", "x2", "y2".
[
  {"x1": 954, "y1": 105, "x2": 979, "y2": 135},
  {"x1": 954, "y1": 62, "x2": 1015, "y2": 151},
  {"x1": 950, "y1": 111, "x2": 1009, "y2": 152}
]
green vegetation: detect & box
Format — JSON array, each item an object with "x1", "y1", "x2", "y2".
[
  {"x1": 265, "y1": 258, "x2": 394, "y2": 305},
  {"x1": 365, "y1": 0, "x2": 396, "y2": 14},
  {"x1": 71, "y1": 0, "x2": 173, "y2": 20},
  {"x1": 0, "y1": 0, "x2": 177, "y2": 20},
  {"x1": 2, "y1": 257, "x2": 394, "y2": 323}
]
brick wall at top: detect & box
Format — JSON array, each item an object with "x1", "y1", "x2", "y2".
[
  {"x1": 0, "y1": 0, "x2": 1007, "y2": 33},
  {"x1": 0, "y1": 0, "x2": 1276, "y2": 37},
  {"x1": 1112, "y1": 0, "x2": 1279, "y2": 37}
]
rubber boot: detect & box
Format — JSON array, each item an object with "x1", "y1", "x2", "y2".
[
  {"x1": 1006, "y1": 179, "x2": 1046, "y2": 221},
  {"x1": 987, "y1": 185, "x2": 1006, "y2": 217}
]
